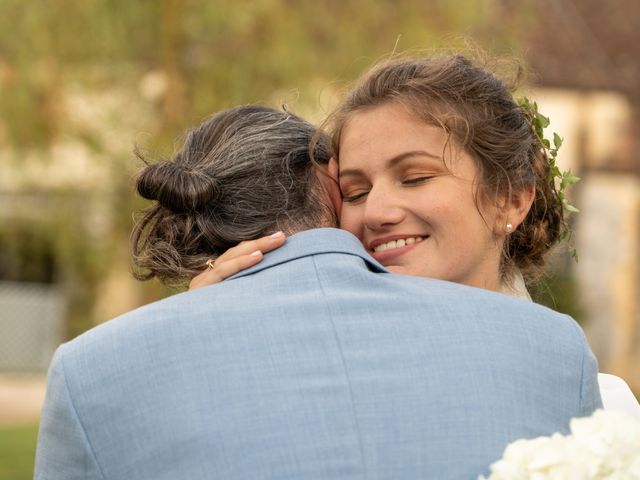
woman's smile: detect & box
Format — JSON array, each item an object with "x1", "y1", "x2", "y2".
[{"x1": 368, "y1": 235, "x2": 426, "y2": 262}]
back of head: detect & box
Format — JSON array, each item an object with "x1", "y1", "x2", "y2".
[
  {"x1": 327, "y1": 54, "x2": 565, "y2": 281},
  {"x1": 132, "y1": 105, "x2": 333, "y2": 285}
]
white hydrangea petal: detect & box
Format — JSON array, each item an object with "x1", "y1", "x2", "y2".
[{"x1": 480, "y1": 410, "x2": 640, "y2": 479}]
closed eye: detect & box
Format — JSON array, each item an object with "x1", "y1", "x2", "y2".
[
  {"x1": 342, "y1": 191, "x2": 369, "y2": 203},
  {"x1": 402, "y1": 176, "x2": 432, "y2": 186}
]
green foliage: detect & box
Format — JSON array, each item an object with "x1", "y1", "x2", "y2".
[
  {"x1": 0, "y1": 424, "x2": 38, "y2": 480},
  {"x1": 518, "y1": 97, "x2": 580, "y2": 260},
  {"x1": 0, "y1": 0, "x2": 515, "y2": 141},
  {"x1": 530, "y1": 268, "x2": 585, "y2": 324}
]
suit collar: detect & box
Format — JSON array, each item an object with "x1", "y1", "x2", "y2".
[{"x1": 227, "y1": 228, "x2": 387, "y2": 280}]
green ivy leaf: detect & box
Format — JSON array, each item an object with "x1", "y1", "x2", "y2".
[
  {"x1": 517, "y1": 95, "x2": 580, "y2": 262},
  {"x1": 553, "y1": 133, "x2": 563, "y2": 149},
  {"x1": 565, "y1": 204, "x2": 580, "y2": 213},
  {"x1": 537, "y1": 113, "x2": 550, "y2": 129},
  {"x1": 565, "y1": 172, "x2": 580, "y2": 185}
]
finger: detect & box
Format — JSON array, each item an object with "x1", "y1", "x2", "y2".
[
  {"x1": 216, "y1": 231, "x2": 285, "y2": 264},
  {"x1": 256, "y1": 231, "x2": 286, "y2": 254},
  {"x1": 189, "y1": 267, "x2": 213, "y2": 290},
  {"x1": 189, "y1": 250, "x2": 263, "y2": 290}
]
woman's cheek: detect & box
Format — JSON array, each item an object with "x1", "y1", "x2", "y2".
[{"x1": 338, "y1": 206, "x2": 360, "y2": 236}]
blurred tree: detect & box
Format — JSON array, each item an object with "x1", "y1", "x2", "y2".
[
  {"x1": 1, "y1": 0, "x2": 525, "y2": 145},
  {"x1": 530, "y1": 261, "x2": 585, "y2": 324},
  {"x1": 1, "y1": 0, "x2": 530, "y2": 336}
]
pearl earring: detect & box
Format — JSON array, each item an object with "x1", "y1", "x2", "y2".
[{"x1": 505, "y1": 223, "x2": 513, "y2": 233}]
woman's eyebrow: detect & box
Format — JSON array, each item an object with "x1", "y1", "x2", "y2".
[{"x1": 339, "y1": 150, "x2": 442, "y2": 178}]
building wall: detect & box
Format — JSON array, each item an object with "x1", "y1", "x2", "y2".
[{"x1": 535, "y1": 88, "x2": 639, "y2": 392}]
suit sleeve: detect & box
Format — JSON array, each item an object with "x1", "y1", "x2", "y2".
[
  {"x1": 579, "y1": 337, "x2": 604, "y2": 416},
  {"x1": 34, "y1": 347, "x2": 104, "y2": 480}
]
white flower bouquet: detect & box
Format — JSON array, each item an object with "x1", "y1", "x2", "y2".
[{"x1": 480, "y1": 410, "x2": 640, "y2": 479}]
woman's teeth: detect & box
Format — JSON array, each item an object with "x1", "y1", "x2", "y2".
[{"x1": 373, "y1": 237, "x2": 424, "y2": 253}]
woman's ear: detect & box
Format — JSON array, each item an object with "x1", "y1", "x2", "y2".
[{"x1": 500, "y1": 185, "x2": 535, "y2": 235}]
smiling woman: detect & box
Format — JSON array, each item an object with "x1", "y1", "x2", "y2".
[
  {"x1": 337, "y1": 102, "x2": 523, "y2": 291},
  {"x1": 325, "y1": 54, "x2": 560, "y2": 294}
]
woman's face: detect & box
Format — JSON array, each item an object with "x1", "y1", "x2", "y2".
[{"x1": 338, "y1": 102, "x2": 505, "y2": 291}]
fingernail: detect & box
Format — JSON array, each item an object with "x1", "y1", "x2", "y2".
[
  {"x1": 250, "y1": 250, "x2": 261, "y2": 257},
  {"x1": 270, "y1": 231, "x2": 283, "y2": 239}
]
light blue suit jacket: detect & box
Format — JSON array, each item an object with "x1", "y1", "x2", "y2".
[{"x1": 35, "y1": 228, "x2": 601, "y2": 480}]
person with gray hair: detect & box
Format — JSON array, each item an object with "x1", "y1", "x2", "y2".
[
  {"x1": 131, "y1": 105, "x2": 338, "y2": 284},
  {"x1": 35, "y1": 101, "x2": 600, "y2": 480}
]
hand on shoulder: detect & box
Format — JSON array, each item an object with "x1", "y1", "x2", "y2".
[{"x1": 189, "y1": 232, "x2": 286, "y2": 290}]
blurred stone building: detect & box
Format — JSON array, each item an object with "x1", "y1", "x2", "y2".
[
  {"x1": 0, "y1": 70, "x2": 164, "y2": 371},
  {"x1": 533, "y1": 89, "x2": 639, "y2": 390},
  {"x1": 519, "y1": 0, "x2": 640, "y2": 391}
]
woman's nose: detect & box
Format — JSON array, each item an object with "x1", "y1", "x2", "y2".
[{"x1": 363, "y1": 184, "x2": 405, "y2": 230}]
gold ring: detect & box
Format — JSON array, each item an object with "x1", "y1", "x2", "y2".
[{"x1": 206, "y1": 259, "x2": 216, "y2": 269}]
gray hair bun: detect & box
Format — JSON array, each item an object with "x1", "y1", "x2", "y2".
[{"x1": 136, "y1": 158, "x2": 219, "y2": 213}]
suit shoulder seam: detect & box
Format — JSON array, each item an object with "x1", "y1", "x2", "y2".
[
  {"x1": 310, "y1": 256, "x2": 367, "y2": 478},
  {"x1": 58, "y1": 347, "x2": 108, "y2": 480}
]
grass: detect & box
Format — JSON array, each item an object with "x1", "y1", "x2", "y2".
[{"x1": 0, "y1": 423, "x2": 39, "y2": 480}]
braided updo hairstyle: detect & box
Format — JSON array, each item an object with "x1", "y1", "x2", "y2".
[
  {"x1": 132, "y1": 105, "x2": 333, "y2": 284},
  {"x1": 326, "y1": 54, "x2": 564, "y2": 280}
]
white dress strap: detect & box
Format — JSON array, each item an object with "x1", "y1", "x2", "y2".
[
  {"x1": 499, "y1": 269, "x2": 532, "y2": 301},
  {"x1": 598, "y1": 373, "x2": 640, "y2": 417}
]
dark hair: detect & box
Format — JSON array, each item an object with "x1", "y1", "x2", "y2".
[
  {"x1": 131, "y1": 105, "x2": 333, "y2": 285},
  {"x1": 325, "y1": 54, "x2": 564, "y2": 279}
]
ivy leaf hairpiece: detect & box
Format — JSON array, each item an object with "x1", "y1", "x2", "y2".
[{"x1": 518, "y1": 97, "x2": 580, "y2": 261}]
